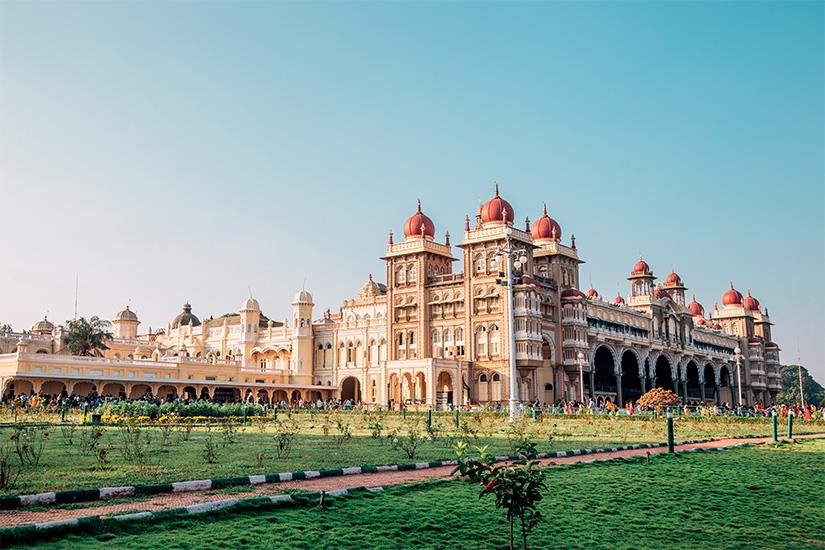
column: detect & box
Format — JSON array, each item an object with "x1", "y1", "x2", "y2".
[
  {"x1": 588, "y1": 368, "x2": 595, "y2": 400},
  {"x1": 714, "y1": 384, "x2": 721, "y2": 406},
  {"x1": 616, "y1": 365, "x2": 623, "y2": 408}
]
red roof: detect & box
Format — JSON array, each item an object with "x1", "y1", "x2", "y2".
[
  {"x1": 481, "y1": 184, "x2": 514, "y2": 224},
  {"x1": 403, "y1": 200, "x2": 435, "y2": 239},
  {"x1": 530, "y1": 204, "x2": 562, "y2": 241}
]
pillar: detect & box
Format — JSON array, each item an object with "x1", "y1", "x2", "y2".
[
  {"x1": 588, "y1": 368, "x2": 595, "y2": 400},
  {"x1": 714, "y1": 384, "x2": 721, "y2": 406},
  {"x1": 616, "y1": 367, "x2": 623, "y2": 408},
  {"x1": 699, "y1": 381, "x2": 705, "y2": 404}
]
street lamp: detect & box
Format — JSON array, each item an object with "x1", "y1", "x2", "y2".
[
  {"x1": 734, "y1": 346, "x2": 743, "y2": 408},
  {"x1": 497, "y1": 234, "x2": 527, "y2": 422},
  {"x1": 576, "y1": 351, "x2": 585, "y2": 403}
]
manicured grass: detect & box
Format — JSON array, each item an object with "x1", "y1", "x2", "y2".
[
  {"x1": 11, "y1": 438, "x2": 824, "y2": 549},
  {"x1": 0, "y1": 411, "x2": 818, "y2": 496}
]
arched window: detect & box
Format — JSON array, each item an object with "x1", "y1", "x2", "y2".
[
  {"x1": 475, "y1": 253, "x2": 485, "y2": 274},
  {"x1": 397, "y1": 266, "x2": 406, "y2": 284},
  {"x1": 476, "y1": 326, "x2": 487, "y2": 358},
  {"x1": 409, "y1": 263, "x2": 418, "y2": 283},
  {"x1": 491, "y1": 373, "x2": 502, "y2": 401},
  {"x1": 489, "y1": 324, "x2": 501, "y2": 356}
]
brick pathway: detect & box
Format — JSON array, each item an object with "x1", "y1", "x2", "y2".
[{"x1": 0, "y1": 435, "x2": 811, "y2": 528}]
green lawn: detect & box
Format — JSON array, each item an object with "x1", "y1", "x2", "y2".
[
  {"x1": 0, "y1": 412, "x2": 818, "y2": 496},
  {"x1": 10, "y1": 438, "x2": 824, "y2": 549}
]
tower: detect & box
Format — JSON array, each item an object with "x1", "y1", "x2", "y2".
[
  {"x1": 112, "y1": 307, "x2": 139, "y2": 339},
  {"x1": 291, "y1": 289, "x2": 314, "y2": 383},
  {"x1": 239, "y1": 297, "x2": 261, "y2": 370},
  {"x1": 628, "y1": 257, "x2": 655, "y2": 297}
]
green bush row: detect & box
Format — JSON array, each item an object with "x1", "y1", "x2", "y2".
[{"x1": 97, "y1": 401, "x2": 266, "y2": 418}]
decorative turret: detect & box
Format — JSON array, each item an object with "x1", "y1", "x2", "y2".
[
  {"x1": 628, "y1": 256, "x2": 656, "y2": 297},
  {"x1": 113, "y1": 306, "x2": 140, "y2": 339},
  {"x1": 290, "y1": 289, "x2": 314, "y2": 383}
]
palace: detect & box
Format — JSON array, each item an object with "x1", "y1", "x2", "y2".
[{"x1": 0, "y1": 187, "x2": 782, "y2": 408}]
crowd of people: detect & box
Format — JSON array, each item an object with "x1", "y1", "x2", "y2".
[{"x1": 1, "y1": 389, "x2": 820, "y2": 421}]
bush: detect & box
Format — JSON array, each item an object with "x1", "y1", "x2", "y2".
[
  {"x1": 637, "y1": 388, "x2": 679, "y2": 407},
  {"x1": 97, "y1": 401, "x2": 265, "y2": 419}
]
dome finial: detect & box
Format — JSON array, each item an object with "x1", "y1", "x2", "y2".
[
  {"x1": 464, "y1": 214, "x2": 470, "y2": 232},
  {"x1": 525, "y1": 216, "x2": 530, "y2": 231},
  {"x1": 494, "y1": 182, "x2": 500, "y2": 197},
  {"x1": 543, "y1": 203, "x2": 548, "y2": 217},
  {"x1": 416, "y1": 198, "x2": 422, "y2": 213},
  {"x1": 368, "y1": 273, "x2": 373, "y2": 282},
  {"x1": 388, "y1": 229, "x2": 393, "y2": 245},
  {"x1": 571, "y1": 234, "x2": 576, "y2": 249},
  {"x1": 445, "y1": 231, "x2": 451, "y2": 246}
]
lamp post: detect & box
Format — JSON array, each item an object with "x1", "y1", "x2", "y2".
[
  {"x1": 734, "y1": 346, "x2": 743, "y2": 408},
  {"x1": 497, "y1": 234, "x2": 527, "y2": 422},
  {"x1": 577, "y1": 351, "x2": 585, "y2": 404}
]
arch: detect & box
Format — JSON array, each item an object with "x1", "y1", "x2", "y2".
[
  {"x1": 130, "y1": 384, "x2": 153, "y2": 399},
  {"x1": 341, "y1": 376, "x2": 361, "y2": 403},
  {"x1": 620, "y1": 349, "x2": 642, "y2": 405},
  {"x1": 101, "y1": 383, "x2": 126, "y2": 398},
  {"x1": 272, "y1": 389, "x2": 288, "y2": 404},
  {"x1": 72, "y1": 381, "x2": 97, "y2": 396},
  {"x1": 6, "y1": 379, "x2": 34, "y2": 397},
  {"x1": 415, "y1": 372, "x2": 426, "y2": 402},
  {"x1": 436, "y1": 371, "x2": 453, "y2": 409},
  {"x1": 592, "y1": 346, "x2": 617, "y2": 397},
  {"x1": 183, "y1": 386, "x2": 198, "y2": 400},
  {"x1": 654, "y1": 355, "x2": 674, "y2": 391},
  {"x1": 157, "y1": 385, "x2": 178, "y2": 400},
  {"x1": 309, "y1": 390, "x2": 322, "y2": 402},
  {"x1": 200, "y1": 387, "x2": 211, "y2": 400},
  {"x1": 388, "y1": 373, "x2": 400, "y2": 406},
  {"x1": 491, "y1": 372, "x2": 502, "y2": 401},
  {"x1": 256, "y1": 388, "x2": 270, "y2": 405},
  {"x1": 685, "y1": 360, "x2": 701, "y2": 401},
  {"x1": 719, "y1": 364, "x2": 734, "y2": 405},
  {"x1": 213, "y1": 387, "x2": 240, "y2": 403},
  {"x1": 290, "y1": 390, "x2": 303, "y2": 402},
  {"x1": 40, "y1": 380, "x2": 67, "y2": 397}
]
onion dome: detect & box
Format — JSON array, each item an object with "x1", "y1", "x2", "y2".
[
  {"x1": 631, "y1": 256, "x2": 651, "y2": 276},
  {"x1": 480, "y1": 184, "x2": 514, "y2": 224},
  {"x1": 31, "y1": 316, "x2": 55, "y2": 335},
  {"x1": 742, "y1": 290, "x2": 760, "y2": 312},
  {"x1": 403, "y1": 199, "x2": 435, "y2": 239},
  {"x1": 665, "y1": 271, "x2": 682, "y2": 285},
  {"x1": 586, "y1": 288, "x2": 599, "y2": 298},
  {"x1": 114, "y1": 306, "x2": 138, "y2": 322},
  {"x1": 614, "y1": 294, "x2": 626, "y2": 305},
  {"x1": 696, "y1": 317, "x2": 707, "y2": 326},
  {"x1": 748, "y1": 336, "x2": 762, "y2": 345},
  {"x1": 712, "y1": 322, "x2": 722, "y2": 330},
  {"x1": 722, "y1": 283, "x2": 744, "y2": 306},
  {"x1": 240, "y1": 297, "x2": 260, "y2": 312},
  {"x1": 292, "y1": 289, "x2": 313, "y2": 304},
  {"x1": 171, "y1": 303, "x2": 201, "y2": 329},
  {"x1": 765, "y1": 341, "x2": 780, "y2": 350},
  {"x1": 560, "y1": 288, "x2": 587, "y2": 300},
  {"x1": 651, "y1": 287, "x2": 667, "y2": 300},
  {"x1": 530, "y1": 203, "x2": 562, "y2": 242},
  {"x1": 688, "y1": 295, "x2": 704, "y2": 317}
]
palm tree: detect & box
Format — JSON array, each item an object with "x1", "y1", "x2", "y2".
[{"x1": 64, "y1": 316, "x2": 113, "y2": 356}]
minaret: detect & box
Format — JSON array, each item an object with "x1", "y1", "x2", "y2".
[
  {"x1": 239, "y1": 297, "x2": 261, "y2": 370},
  {"x1": 291, "y1": 289, "x2": 314, "y2": 383},
  {"x1": 113, "y1": 306, "x2": 140, "y2": 339}
]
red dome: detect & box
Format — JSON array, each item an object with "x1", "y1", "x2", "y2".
[
  {"x1": 403, "y1": 199, "x2": 435, "y2": 239},
  {"x1": 722, "y1": 283, "x2": 743, "y2": 306},
  {"x1": 561, "y1": 288, "x2": 587, "y2": 300},
  {"x1": 651, "y1": 287, "x2": 667, "y2": 299},
  {"x1": 480, "y1": 184, "x2": 514, "y2": 224},
  {"x1": 665, "y1": 271, "x2": 682, "y2": 285},
  {"x1": 742, "y1": 290, "x2": 760, "y2": 312},
  {"x1": 712, "y1": 322, "x2": 722, "y2": 330},
  {"x1": 631, "y1": 257, "x2": 651, "y2": 275},
  {"x1": 696, "y1": 317, "x2": 707, "y2": 326},
  {"x1": 614, "y1": 294, "x2": 626, "y2": 305},
  {"x1": 688, "y1": 295, "x2": 704, "y2": 317},
  {"x1": 586, "y1": 287, "x2": 599, "y2": 298},
  {"x1": 531, "y1": 204, "x2": 562, "y2": 242}
]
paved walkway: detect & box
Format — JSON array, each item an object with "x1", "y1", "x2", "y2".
[{"x1": 0, "y1": 435, "x2": 812, "y2": 528}]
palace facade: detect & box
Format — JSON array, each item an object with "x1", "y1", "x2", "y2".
[{"x1": 0, "y1": 187, "x2": 782, "y2": 408}]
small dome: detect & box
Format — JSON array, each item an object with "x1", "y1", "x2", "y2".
[
  {"x1": 586, "y1": 288, "x2": 599, "y2": 298},
  {"x1": 293, "y1": 289, "x2": 313, "y2": 304},
  {"x1": 696, "y1": 317, "x2": 707, "y2": 326},
  {"x1": 631, "y1": 257, "x2": 651, "y2": 276},
  {"x1": 171, "y1": 303, "x2": 201, "y2": 329},
  {"x1": 531, "y1": 204, "x2": 562, "y2": 242},
  {"x1": 765, "y1": 341, "x2": 780, "y2": 350},
  {"x1": 560, "y1": 288, "x2": 587, "y2": 300},
  {"x1": 665, "y1": 271, "x2": 682, "y2": 285},
  {"x1": 742, "y1": 290, "x2": 760, "y2": 312},
  {"x1": 722, "y1": 283, "x2": 743, "y2": 306},
  {"x1": 31, "y1": 316, "x2": 55, "y2": 335},
  {"x1": 712, "y1": 322, "x2": 723, "y2": 330},
  {"x1": 358, "y1": 274, "x2": 386, "y2": 298},
  {"x1": 240, "y1": 297, "x2": 260, "y2": 312},
  {"x1": 114, "y1": 306, "x2": 138, "y2": 322},
  {"x1": 614, "y1": 294, "x2": 626, "y2": 305},
  {"x1": 688, "y1": 295, "x2": 704, "y2": 317},
  {"x1": 651, "y1": 287, "x2": 667, "y2": 300},
  {"x1": 480, "y1": 184, "x2": 514, "y2": 224},
  {"x1": 403, "y1": 199, "x2": 435, "y2": 239}
]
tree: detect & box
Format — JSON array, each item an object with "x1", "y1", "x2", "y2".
[
  {"x1": 777, "y1": 365, "x2": 824, "y2": 407},
  {"x1": 64, "y1": 317, "x2": 113, "y2": 356},
  {"x1": 0, "y1": 323, "x2": 12, "y2": 333}
]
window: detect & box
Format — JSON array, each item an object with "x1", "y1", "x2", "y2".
[
  {"x1": 476, "y1": 254, "x2": 485, "y2": 273},
  {"x1": 489, "y1": 324, "x2": 500, "y2": 355},
  {"x1": 409, "y1": 264, "x2": 418, "y2": 282},
  {"x1": 397, "y1": 266, "x2": 406, "y2": 284}
]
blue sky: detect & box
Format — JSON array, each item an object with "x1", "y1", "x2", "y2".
[{"x1": 1, "y1": 2, "x2": 822, "y2": 379}]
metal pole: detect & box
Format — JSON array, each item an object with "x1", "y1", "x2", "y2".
[
  {"x1": 771, "y1": 411, "x2": 778, "y2": 442},
  {"x1": 505, "y1": 235, "x2": 519, "y2": 422},
  {"x1": 797, "y1": 363, "x2": 806, "y2": 409},
  {"x1": 736, "y1": 353, "x2": 743, "y2": 407},
  {"x1": 578, "y1": 355, "x2": 585, "y2": 404},
  {"x1": 666, "y1": 409, "x2": 674, "y2": 453}
]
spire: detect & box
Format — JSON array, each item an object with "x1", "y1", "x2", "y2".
[
  {"x1": 494, "y1": 182, "x2": 500, "y2": 197},
  {"x1": 368, "y1": 273, "x2": 373, "y2": 282},
  {"x1": 543, "y1": 203, "x2": 548, "y2": 217},
  {"x1": 388, "y1": 229, "x2": 393, "y2": 245},
  {"x1": 445, "y1": 231, "x2": 450, "y2": 246},
  {"x1": 525, "y1": 216, "x2": 531, "y2": 232},
  {"x1": 416, "y1": 198, "x2": 422, "y2": 213},
  {"x1": 571, "y1": 234, "x2": 576, "y2": 249},
  {"x1": 464, "y1": 214, "x2": 470, "y2": 232}
]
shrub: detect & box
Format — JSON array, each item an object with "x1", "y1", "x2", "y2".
[
  {"x1": 203, "y1": 425, "x2": 221, "y2": 464},
  {"x1": 638, "y1": 388, "x2": 679, "y2": 407},
  {"x1": 273, "y1": 419, "x2": 299, "y2": 459},
  {"x1": 333, "y1": 417, "x2": 352, "y2": 448},
  {"x1": 11, "y1": 425, "x2": 48, "y2": 467},
  {"x1": 0, "y1": 438, "x2": 20, "y2": 489},
  {"x1": 389, "y1": 421, "x2": 423, "y2": 459}
]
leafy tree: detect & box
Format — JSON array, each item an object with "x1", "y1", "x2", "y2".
[
  {"x1": 64, "y1": 317, "x2": 113, "y2": 356},
  {"x1": 0, "y1": 323, "x2": 12, "y2": 333},
  {"x1": 776, "y1": 364, "x2": 824, "y2": 407}
]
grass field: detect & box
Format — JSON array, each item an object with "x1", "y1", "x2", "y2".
[
  {"x1": 0, "y1": 411, "x2": 819, "y2": 496},
  {"x1": 10, "y1": 438, "x2": 824, "y2": 549}
]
